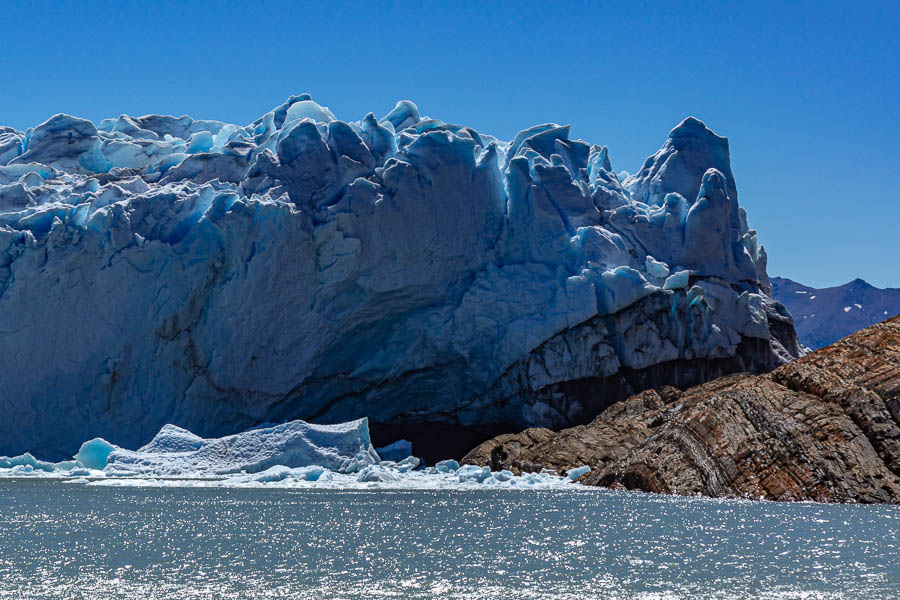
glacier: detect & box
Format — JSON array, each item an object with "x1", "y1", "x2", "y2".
[{"x1": 0, "y1": 95, "x2": 800, "y2": 461}]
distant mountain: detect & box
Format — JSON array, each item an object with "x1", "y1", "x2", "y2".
[{"x1": 772, "y1": 277, "x2": 900, "y2": 349}]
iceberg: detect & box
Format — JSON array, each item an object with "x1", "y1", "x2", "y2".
[
  {"x1": 0, "y1": 95, "x2": 801, "y2": 461},
  {"x1": 0, "y1": 417, "x2": 582, "y2": 490},
  {"x1": 104, "y1": 418, "x2": 379, "y2": 477},
  {"x1": 74, "y1": 438, "x2": 117, "y2": 470},
  {"x1": 375, "y1": 439, "x2": 413, "y2": 462},
  {"x1": 0, "y1": 417, "x2": 377, "y2": 477}
]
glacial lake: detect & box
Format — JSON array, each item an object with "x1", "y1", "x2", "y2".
[{"x1": 1, "y1": 480, "x2": 898, "y2": 599}]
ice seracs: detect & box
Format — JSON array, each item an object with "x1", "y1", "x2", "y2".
[{"x1": 0, "y1": 95, "x2": 801, "y2": 460}]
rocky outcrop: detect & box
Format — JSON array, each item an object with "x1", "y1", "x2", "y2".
[{"x1": 463, "y1": 315, "x2": 900, "y2": 503}]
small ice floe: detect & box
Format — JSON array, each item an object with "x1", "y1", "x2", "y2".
[{"x1": 567, "y1": 465, "x2": 592, "y2": 481}]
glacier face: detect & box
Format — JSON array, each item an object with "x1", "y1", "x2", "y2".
[{"x1": 0, "y1": 96, "x2": 800, "y2": 460}]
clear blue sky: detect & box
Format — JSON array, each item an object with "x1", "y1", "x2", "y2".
[{"x1": 3, "y1": 1, "x2": 898, "y2": 288}]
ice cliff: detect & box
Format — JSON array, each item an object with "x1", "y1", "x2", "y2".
[{"x1": 0, "y1": 96, "x2": 800, "y2": 460}]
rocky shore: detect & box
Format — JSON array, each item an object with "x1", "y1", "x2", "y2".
[{"x1": 463, "y1": 315, "x2": 900, "y2": 503}]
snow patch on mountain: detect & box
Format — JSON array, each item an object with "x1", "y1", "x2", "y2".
[{"x1": 772, "y1": 277, "x2": 900, "y2": 349}]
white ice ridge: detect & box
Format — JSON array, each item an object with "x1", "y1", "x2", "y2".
[
  {"x1": 0, "y1": 418, "x2": 377, "y2": 477},
  {"x1": 0, "y1": 95, "x2": 799, "y2": 460},
  {"x1": 0, "y1": 417, "x2": 585, "y2": 490}
]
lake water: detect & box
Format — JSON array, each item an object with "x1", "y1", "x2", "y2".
[{"x1": 0, "y1": 480, "x2": 897, "y2": 599}]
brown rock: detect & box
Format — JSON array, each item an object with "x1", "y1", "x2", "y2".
[{"x1": 462, "y1": 315, "x2": 900, "y2": 503}]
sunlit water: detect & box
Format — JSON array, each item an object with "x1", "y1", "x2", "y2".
[{"x1": 0, "y1": 480, "x2": 898, "y2": 599}]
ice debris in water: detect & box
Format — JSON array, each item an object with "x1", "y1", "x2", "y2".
[
  {"x1": 433, "y1": 459, "x2": 462, "y2": 473},
  {"x1": 567, "y1": 465, "x2": 592, "y2": 481},
  {"x1": 0, "y1": 418, "x2": 583, "y2": 489},
  {"x1": 375, "y1": 439, "x2": 413, "y2": 462},
  {"x1": 74, "y1": 438, "x2": 116, "y2": 470}
]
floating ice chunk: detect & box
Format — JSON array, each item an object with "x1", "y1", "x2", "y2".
[
  {"x1": 241, "y1": 465, "x2": 293, "y2": 483},
  {"x1": 567, "y1": 465, "x2": 591, "y2": 481},
  {"x1": 492, "y1": 469, "x2": 515, "y2": 482},
  {"x1": 356, "y1": 464, "x2": 400, "y2": 483},
  {"x1": 0, "y1": 453, "x2": 88, "y2": 476},
  {"x1": 435, "y1": 459, "x2": 460, "y2": 473},
  {"x1": 226, "y1": 465, "x2": 326, "y2": 484},
  {"x1": 376, "y1": 439, "x2": 413, "y2": 462},
  {"x1": 457, "y1": 464, "x2": 491, "y2": 483},
  {"x1": 340, "y1": 450, "x2": 379, "y2": 474},
  {"x1": 0, "y1": 453, "x2": 56, "y2": 472},
  {"x1": 84, "y1": 463, "x2": 585, "y2": 490},
  {"x1": 74, "y1": 438, "x2": 117, "y2": 470},
  {"x1": 844, "y1": 306, "x2": 851, "y2": 312},
  {"x1": 394, "y1": 456, "x2": 421, "y2": 472}
]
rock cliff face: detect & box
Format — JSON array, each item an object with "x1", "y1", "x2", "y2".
[
  {"x1": 0, "y1": 96, "x2": 799, "y2": 460},
  {"x1": 464, "y1": 315, "x2": 900, "y2": 503}
]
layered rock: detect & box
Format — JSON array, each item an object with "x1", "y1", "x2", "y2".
[
  {"x1": 0, "y1": 96, "x2": 799, "y2": 460},
  {"x1": 463, "y1": 315, "x2": 900, "y2": 503}
]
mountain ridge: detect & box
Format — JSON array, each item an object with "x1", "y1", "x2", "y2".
[{"x1": 772, "y1": 276, "x2": 900, "y2": 349}]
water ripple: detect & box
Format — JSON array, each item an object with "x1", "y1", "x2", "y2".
[{"x1": 0, "y1": 481, "x2": 897, "y2": 599}]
